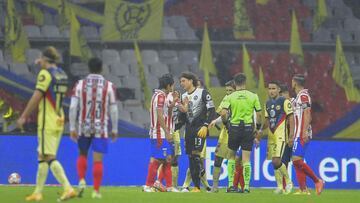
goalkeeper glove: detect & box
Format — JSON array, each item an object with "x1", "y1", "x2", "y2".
[{"x1": 197, "y1": 126, "x2": 208, "y2": 138}]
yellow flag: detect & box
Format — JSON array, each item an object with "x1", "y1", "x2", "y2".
[
  {"x1": 33, "y1": 0, "x2": 103, "y2": 24},
  {"x1": 290, "y1": 11, "x2": 304, "y2": 65},
  {"x1": 102, "y1": 0, "x2": 164, "y2": 41},
  {"x1": 70, "y1": 9, "x2": 92, "y2": 62},
  {"x1": 257, "y1": 67, "x2": 267, "y2": 108},
  {"x1": 242, "y1": 44, "x2": 256, "y2": 90},
  {"x1": 134, "y1": 41, "x2": 152, "y2": 110},
  {"x1": 233, "y1": 0, "x2": 255, "y2": 40},
  {"x1": 5, "y1": 0, "x2": 30, "y2": 63},
  {"x1": 256, "y1": 0, "x2": 269, "y2": 5},
  {"x1": 57, "y1": 0, "x2": 71, "y2": 31},
  {"x1": 313, "y1": 0, "x2": 328, "y2": 31},
  {"x1": 332, "y1": 35, "x2": 360, "y2": 102},
  {"x1": 26, "y1": 1, "x2": 44, "y2": 25},
  {"x1": 199, "y1": 23, "x2": 217, "y2": 88}
]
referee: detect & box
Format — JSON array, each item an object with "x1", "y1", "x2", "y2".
[{"x1": 220, "y1": 73, "x2": 262, "y2": 193}]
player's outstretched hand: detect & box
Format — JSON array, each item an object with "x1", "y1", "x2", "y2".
[
  {"x1": 70, "y1": 131, "x2": 78, "y2": 142},
  {"x1": 197, "y1": 126, "x2": 208, "y2": 138},
  {"x1": 111, "y1": 132, "x2": 118, "y2": 143}
]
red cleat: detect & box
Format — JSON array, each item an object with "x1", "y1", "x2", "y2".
[{"x1": 315, "y1": 179, "x2": 324, "y2": 195}]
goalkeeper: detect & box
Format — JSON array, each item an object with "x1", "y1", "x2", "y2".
[{"x1": 176, "y1": 72, "x2": 216, "y2": 192}]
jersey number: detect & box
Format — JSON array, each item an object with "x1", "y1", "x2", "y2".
[
  {"x1": 86, "y1": 101, "x2": 102, "y2": 119},
  {"x1": 195, "y1": 137, "x2": 202, "y2": 146}
]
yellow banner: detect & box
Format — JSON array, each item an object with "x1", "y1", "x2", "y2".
[
  {"x1": 5, "y1": 0, "x2": 30, "y2": 63},
  {"x1": 102, "y1": 0, "x2": 164, "y2": 41},
  {"x1": 27, "y1": 0, "x2": 44, "y2": 25},
  {"x1": 134, "y1": 41, "x2": 152, "y2": 110},
  {"x1": 313, "y1": 0, "x2": 328, "y2": 31},
  {"x1": 233, "y1": 0, "x2": 255, "y2": 40},
  {"x1": 33, "y1": 0, "x2": 103, "y2": 24},
  {"x1": 256, "y1": 0, "x2": 269, "y2": 5},
  {"x1": 243, "y1": 44, "x2": 256, "y2": 90},
  {"x1": 332, "y1": 36, "x2": 360, "y2": 102},
  {"x1": 257, "y1": 67, "x2": 267, "y2": 112},
  {"x1": 290, "y1": 11, "x2": 304, "y2": 65},
  {"x1": 199, "y1": 23, "x2": 217, "y2": 88},
  {"x1": 70, "y1": 9, "x2": 92, "y2": 62}
]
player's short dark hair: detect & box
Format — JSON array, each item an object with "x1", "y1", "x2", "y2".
[
  {"x1": 159, "y1": 73, "x2": 174, "y2": 89},
  {"x1": 233, "y1": 73, "x2": 246, "y2": 86},
  {"x1": 88, "y1": 57, "x2": 103, "y2": 74},
  {"x1": 268, "y1": 80, "x2": 281, "y2": 88},
  {"x1": 225, "y1": 80, "x2": 236, "y2": 89},
  {"x1": 280, "y1": 83, "x2": 289, "y2": 93},
  {"x1": 180, "y1": 72, "x2": 198, "y2": 87},
  {"x1": 293, "y1": 74, "x2": 305, "y2": 87}
]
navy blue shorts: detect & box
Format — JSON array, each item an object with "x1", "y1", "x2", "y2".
[
  {"x1": 78, "y1": 136, "x2": 109, "y2": 154},
  {"x1": 150, "y1": 138, "x2": 174, "y2": 159}
]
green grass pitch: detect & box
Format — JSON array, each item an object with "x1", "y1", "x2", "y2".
[{"x1": 1, "y1": 186, "x2": 359, "y2": 203}]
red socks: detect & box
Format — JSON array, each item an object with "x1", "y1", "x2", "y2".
[
  {"x1": 293, "y1": 159, "x2": 319, "y2": 190},
  {"x1": 233, "y1": 164, "x2": 244, "y2": 190},
  {"x1": 146, "y1": 160, "x2": 160, "y2": 186},
  {"x1": 163, "y1": 162, "x2": 172, "y2": 187},
  {"x1": 77, "y1": 155, "x2": 87, "y2": 180},
  {"x1": 93, "y1": 161, "x2": 103, "y2": 192}
]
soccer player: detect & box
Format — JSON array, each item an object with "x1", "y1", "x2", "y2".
[
  {"x1": 181, "y1": 80, "x2": 212, "y2": 192},
  {"x1": 16, "y1": 46, "x2": 76, "y2": 201},
  {"x1": 220, "y1": 73, "x2": 262, "y2": 193},
  {"x1": 144, "y1": 74, "x2": 178, "y2": 192},
  {"x1": 279, "y1": 83, "x2": 294, "y2": 189},
  {"x1": 208, "y1": 80, "x2": 236, "y2": 192},
  {"x1": 177, "y1": 72, "x2": 216, "y2": 192},
  {"x1": 291, "y1": 74, "x2": 324, "y2": 195},
  {"x1": 261, "y1": 81, "x2": 294, "y2": 194},
  {"x1": 69, "y1": 57, "x2": 118, "y2": 198}
]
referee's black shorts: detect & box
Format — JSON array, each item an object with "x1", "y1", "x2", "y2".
[{"x1": 228, "y1": 123, "x2": 254, "y2": 152}]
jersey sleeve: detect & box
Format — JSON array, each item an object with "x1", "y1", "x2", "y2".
[
  {"x1": 36, "y1": 69, "x2": 52, "y2": 93},
  {"x1": 157, "y1": 93, "x2": 165, "y2": 108},
  {"x1": 254, "y1": 94, "x2": 262, "y2": 112},
  {"x1": 221, "y1": 95, "x2": 230, "y2": 109},
  {"x1": 108, "y1": 83, "x2": 117, "y2": 105},
  {"x1": 217, "y1": 95, "x2": 228, "y2": 113},
  {"x1": 284, "y1": 99, "x2": 293, "y2": 115},
  {"x1": 300, "y1": 94, "x2": 311, "y2": 109},
  {"x1": 202, "y1": 89, "x2": 215, "y2": 109}
]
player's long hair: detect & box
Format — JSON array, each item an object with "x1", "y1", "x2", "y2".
[{"x1": 180, "y1": 72, "x2": 198, "y2": 87}]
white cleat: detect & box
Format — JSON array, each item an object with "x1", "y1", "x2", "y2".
[
  {"x1": 143, "y1": 185, "x2": 155, "y2": 192},
  {"x1": 78, "y1": 179, "x2": 86, "y2": 198},
  {"x1": 166, "y1": 187, "x2": 180, "y2": 192},
  {"x1": 181, "y1": 187, "x2": 190, "y2": 193},
  {"x1": 284, "y1": 183, "x2": 293, "y2": 194},
  {"x1": 273, "y1": 187, "x2": 284, "y2": 194},
  {"x1": 91, "y1": 191, "x2": 102, "y2": 199}
]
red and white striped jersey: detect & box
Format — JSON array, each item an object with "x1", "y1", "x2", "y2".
[
  {"x1": 293, "y1": 89, "x2": 312, "y2": 140},
  {"x1": 71, "y1": 74, "x2": 117, "y2": 138},
  {"x1": 149, "y1": 89, "x2": 175, "y2": 139}
]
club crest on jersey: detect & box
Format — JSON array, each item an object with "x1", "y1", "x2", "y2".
[
  {"x1": 163, "y1": 149, "x2": 167, "y2": 157},
  {"x1": 194, "y1": 95, "x2": 198, "y2": 100},
  {"x1": 270, "y1": 109, "x2": 276, "y2": 117},
  {"x1": 276, "y1": 105, "x2": 281, "y2": 110}
]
